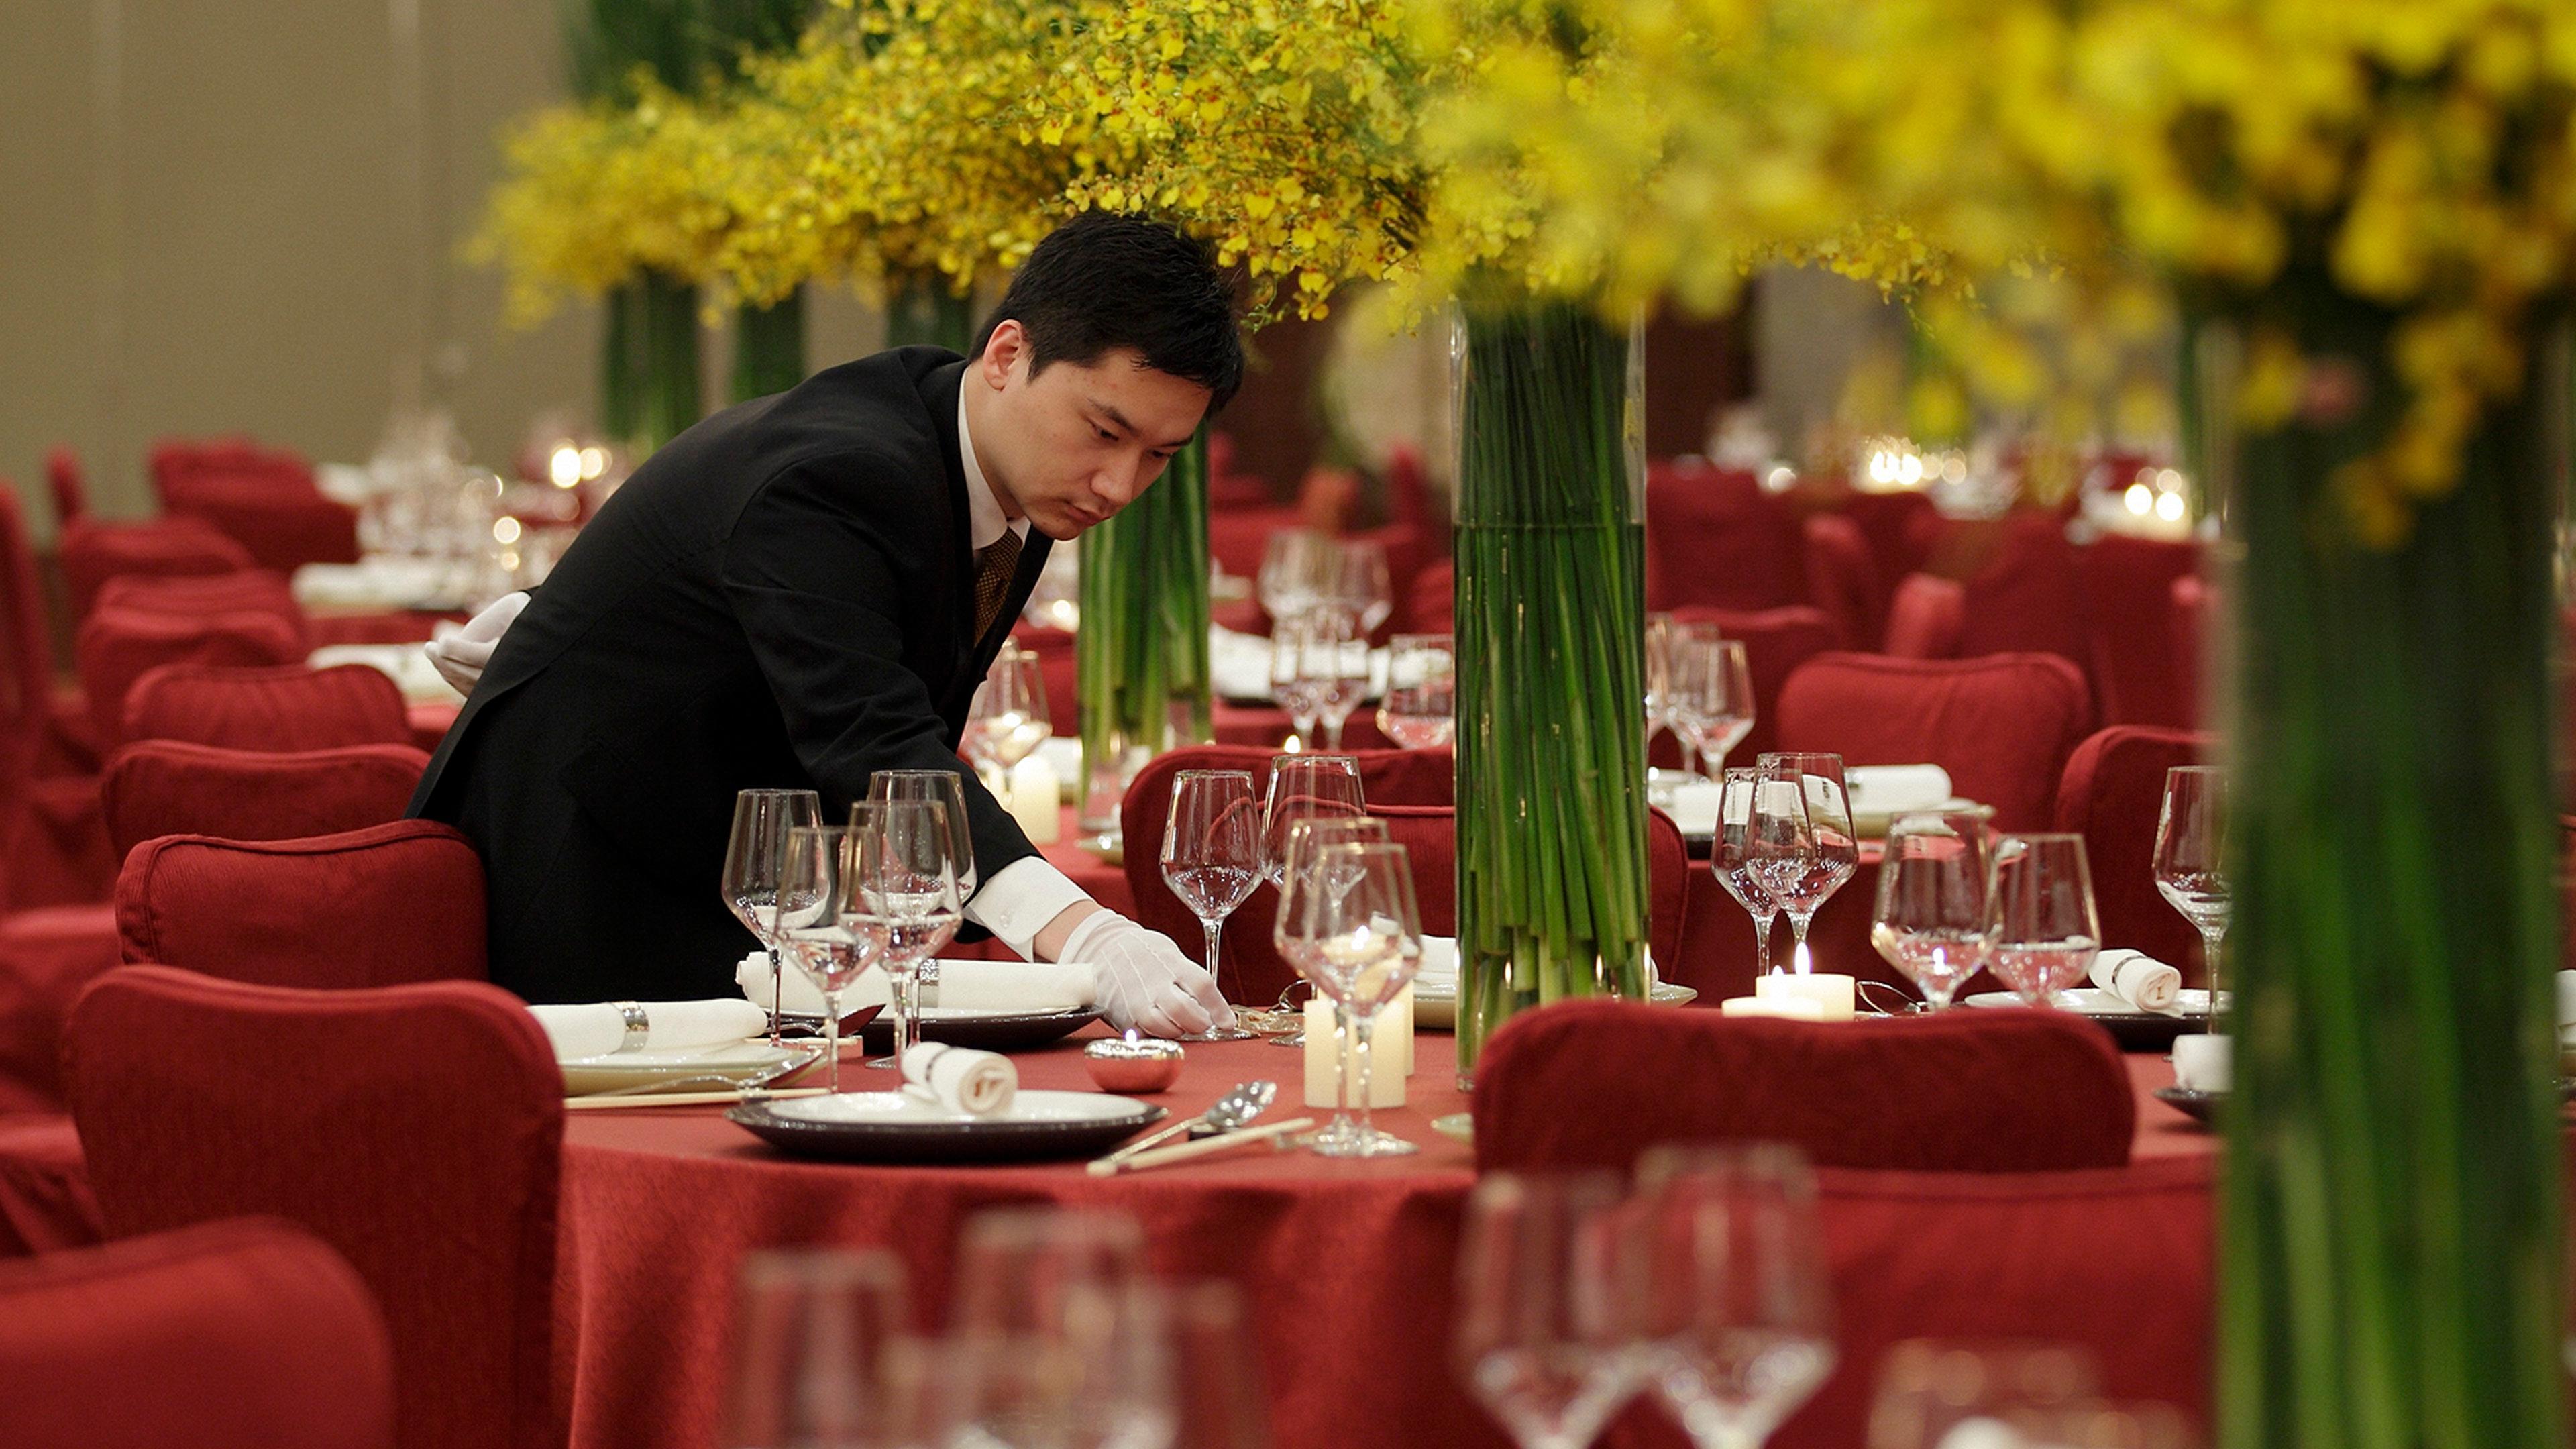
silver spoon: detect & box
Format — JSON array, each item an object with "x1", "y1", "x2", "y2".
[{"x1": 1088, "y1": 1080, "x2": 1277, "y2": 1175}]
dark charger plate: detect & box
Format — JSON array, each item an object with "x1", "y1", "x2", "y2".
[
  {"x1": 856, "y1": 1006, "x2": 1102, "y2": 1054},
  {"x1": 728, "y1": 1091, "x2": 1166, "y2": 1164}
]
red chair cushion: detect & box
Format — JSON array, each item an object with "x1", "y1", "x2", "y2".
[
  {"x1": 101, "y1": 741, "x2": 431, "y2": 860},
  {"x1": 1775, "y1": 651, "x2": 2094, "y2": 832},
  {"x1": 0, "y1": 1216, "x2": 394, "y2": 1449},
  {"x1": 2053, "y1": 726, "x2": 2216, "y2": 983},
  {"x1": 65, "y1": 967, "x2": 560, "y2": 1449},
  {"x1": 1664, "y1": 604, "x2": 1845, "y2": 765},
  {"x1": 113, "y1": 820, "x2": 487, "y2": 987},
  {"x1": 0, "y1": 905, "x2": 119, "y2": 1114},
  {"x1": 57, "y1": 516, "x2": 256, "y2": 622},
  {"x1": 121, "y1": 662, "x2": 411, "y2": 753},
  {"x1": 2075, "y1": 535, "x2": 2204, "y2": 729},
  {"x1": 1882, "y1": 574, "x2": 1965, "y2": 659},
  {"x1": 74, "y1": 605, "x2": 303, "y2": 748},
  {"x1": 1472, "y1": 1001, "x2": 2135, "y2": 1173}
]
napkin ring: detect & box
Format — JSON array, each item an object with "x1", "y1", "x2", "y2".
[{"x1": 612, "y1": 1000, "x2": 649, "y2": 1053}]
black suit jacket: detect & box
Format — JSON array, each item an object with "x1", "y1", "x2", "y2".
[{"x1": 409, "y1": 348, "x2": 1051, "y2": 1003}]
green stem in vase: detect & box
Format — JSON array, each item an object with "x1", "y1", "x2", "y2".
[
  {"x1": 602, "y1": 268, "x2": 704, "y2": 454},
  {"x1": 1078, "y1": 429, "x2": 1213, "y2": 817}
]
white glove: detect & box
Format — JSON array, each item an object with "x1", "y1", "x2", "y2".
[
  {"x1": 424, "y1": 590, "x2": 531, "y2": 696},
  {"x1": 1059, "y1": 909, "x2": 1234, "y2": 1039}
]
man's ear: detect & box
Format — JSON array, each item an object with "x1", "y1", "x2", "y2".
[{"x1": 977, "y1": 320, "x2": 1027, "y2": 391}]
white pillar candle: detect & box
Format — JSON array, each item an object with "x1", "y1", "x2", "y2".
[
  {"x1": 1004, "y1": 755, "x2": 1060, "y2": 845},
  {"x1": 1302, "y1": 997, "x2": 1405, "y2": 1108},
  {"x1": 1755, "y1": 971, "x2": 1856, "y2": 1022},
  {"x1": 2171, "y1": 1034, "x2": 2231, "y2": 1093},
  {"x1": 1720, "y1": 995, "x2": 1826, "y2": 1021}
]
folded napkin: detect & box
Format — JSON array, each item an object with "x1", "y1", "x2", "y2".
[
  {"x1": 1844, "y1": 763, "x2": 1955, "y2": 818},
  {"x1": 900, "y1": 1042, "x2": 1018, "y2": 1115},
  {"x1": 527, "y1": 998, "x2": 767, "y2": 1061},
  {"x1": 736, "y1": 954, "x2": 889, "y2": 1016},
  {"x1": 2090, "y1": 949, "x2": 2184, "y2": 1015}
]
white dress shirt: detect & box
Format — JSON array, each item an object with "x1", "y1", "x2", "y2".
[{"x1": 955, "y1": 384, "x2": 1090, "y2": 958}]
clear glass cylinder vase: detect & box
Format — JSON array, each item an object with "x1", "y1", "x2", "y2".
[{"x1": 1075, "y1": 431, "x2": 1214, "y2": 845}]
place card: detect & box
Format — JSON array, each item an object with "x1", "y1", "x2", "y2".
[{"x1": 1755, "y1": 971, "x2": 1856, "y2": 1021}]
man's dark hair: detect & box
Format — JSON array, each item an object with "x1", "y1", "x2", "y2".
[{"x1": 973, "y1": 212, "x2": 1244, "y2": 411}]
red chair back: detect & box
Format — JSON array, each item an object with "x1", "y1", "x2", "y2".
[
  {"x1": 114, "y1": 820, "x2": 487, "y2": 985},
  {"x1": 0, "y1": 1216, "x2": 394, "y2": 1449},
  {"x1": 2053, "y1": 726, "x2": 2215, "y2": 983},
  {"x1": 162, "y1": 482, "x2": 362, "y2": 574},
  {"x1": 1369, "y1": 802, "x2": 1690, "y2": 971},
  {"x1": 0, "y1": 484, "x2": 60, "y2": 753},
  {"x1": 1774, "y1": 652, "x2": 2094, "y2": 832},
  {"x1": 1837, "y1": 489, "x2": 1939, "y2": 587},
  {"x1": 2075, "y1": 535, "x2": 2203, "y2": 728},
  {"x1": 1646, "y1": 460, "x2": 1806, "y2": 611},
  {"x1": 148, "y1": 436, "x2": 315, "y2": 502},
  {"x1": 1405, "y1": 559, "x2": 1454, "y2": 637},
  {"x1": 58, "y1": 515, "x2": 256, "y2": 621},
  {"x1": 1664, "y1": 605, "x2": 1845, "y2": 765},
  {"x1": 123, "y1": 662, "x2": 410, "y2": 753},
  {"x1": 1472, "y1": 1002, "x2": 2134, "y2": 1173},
  {"x1": 45, "y1": 446, "x2": 89, "y2": 523},
  {"x1": 1951, "y1": 510, "x2": 2092, "y2": 674},
  {"x1": 1882, "y1": 573, "x2": 1965, "y2": 659},
  {"x1": 65, "y1": 967, "x2": 560, "y2": 1449},
  {"x1": 102, "y1": 741, "x2": 431, "y2": 859},
  {"x1": 1122, "y1": 745, "x2": 1455, "y2": 1006},
  {"x1": 1205, "y1": 506, "x2": 1304, "y2": 581},
  {"x1": 75, "y1": 605, "x2": 305, "y2": 749},
  {"x1": 95, "y1": 568, "x2": 307, "y2": 642},
  {"x1": 1801, "y1": 513, "x2": 1886, "y2": 650}
]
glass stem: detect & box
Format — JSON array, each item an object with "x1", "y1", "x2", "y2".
[
  {"x1": 2203, "y1": 928, "x2": 2225, "y2": 1032},
  {"x1": 1202, "y1": 917, "x2": 1228, "y2": 1006},
  {"x1": 767, "y1": 945, "x2": 785, "y2": 1047},
  {"x1": 1324, "y1": 716, "x2": 1345, "y2": 750},
  {"x1": 1350, "y1": 1008, "x2": 1377, "y2": 1143},
  {"x1": 1332, "y1": 1002, "x2": 1356, "y2": 1134},
  {"x1": 820, "y1": 986, "x2": 841, "y2": 1094},
  {"x1": 1752, "y1": 912, "x2": 1774, "y2": 975},
  {"x1": 898, "y1": 967, "x2": 922, "y2": 1058}
]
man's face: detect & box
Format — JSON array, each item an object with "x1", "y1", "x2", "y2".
[{"x1": 968, "y1": 321, "x2": 1213, "y2": 541}]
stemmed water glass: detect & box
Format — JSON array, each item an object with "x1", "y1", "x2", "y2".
[
  {"x1": 1870, "y1": 812, "x2": 1993, "y2": 1010},
  {"x1": 1160, "y1": 769, "x2": 1261, "y2": 1044},
  {"x1": 1305, "y1": 614, "x2": 1373, "y2": 750},
  {"x1": 1669, "y1": 637, "x2": 1755, "y2": 775},
  {"x1": 1632, "y1": 1144, "x2": 1837, "y2": 1449},
  {"x1": 1982, "y1": 833, "x2": 2101, "y2": 1007},
  {"x1": 965, "y1": 643, "x2": 1053, "y2": 781},
  {"x1": 944, "y1": 1208, "x2": 1175, "y2": 1449},
  {"x1": 867, "y1": 769, "x2": 978, "y2": 901},
  {"x1": 1260, "y1": 815, "x2": 1391, "y2": 1049},
  {"x1": 777, "y1": 824, "x2": 869, "y2": 1092},
  {"x1": 2153, "y1": 765, "x2": 2231, "y2": 1028},
  {"x1": 1452, "y1": 1171, "x2": 1646, "y2": 1449},
  {"x1": 723, "y1": 788, "x2": 822, "y2": 1045},
  {"x1": 1276, "y1": 840, "x2": 1423, "y2": 1157},
  {"x1": 847, "y1": 800, "x2": 965, "y2": 1069},
  {"x1": 1257, "y1": 529, "x2": 1333, "y2": 626},
  {"x1": 1269, "y1": 616, "x2": 1325, "y2": 749},
  {"x1": 1378, "y1": 633, "x2": 1456, "y2": 749},
  {"x1": 1712, "y1": 769, "x2": 1780, "y2": 975},
  {"x1": 1326, "y1": 537, "x2": 1394, "y2": 635},
  {"x1": 1259, "y1": 755, "x2": 1368, "y2": 889},
  {"x1": 722, "y1": 1248, "x2": 914, "y2": 1449},
  {"x1": 1747, "y1": 753, "x2": 1860, "y2": 974}
]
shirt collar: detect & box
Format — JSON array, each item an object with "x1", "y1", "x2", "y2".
[{"x1": 957, "y1": 382, "x2": 1029, "y2": 551}]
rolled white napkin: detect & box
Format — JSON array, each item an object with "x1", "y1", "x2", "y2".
[
  {"x1": 526, "y1": 998, "x2": 767, "y2": 1061},
  {"x1": 736, "y1": 954, "x2": 889, "y2": 1016},
  {"x1": 2090, "y1": 949, "x2": 2184, "y2": 1015},
  {"x1": 1844, "y1": 763, "x2": 1955, "y2": 817},
  {"x1": 900, "y1": 1042, "x2": 1017, "y2": 1115},
  {"x1": 2171, "y1": 1033, "x2": 2231, "y2": 1093}
]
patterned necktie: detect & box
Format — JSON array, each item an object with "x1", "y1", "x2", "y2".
[{"x1": 970, "y1": 530, "x2": 1023, "y2": 641}]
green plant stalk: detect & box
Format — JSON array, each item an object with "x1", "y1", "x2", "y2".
[
  {"x1": 1077, "y1": 431, "x2": 1214, "y2": 808},
  {"x1": 731, "y1": 288, "x2": 806, "y2": 401},
  {"x1": 888, "y1": 272, "x2": 978, "y2": 354},
  {"x1": 1453, "y1": 299, "x2": 1649, "y2": 1077},
  {"x1": 2216, "y1": 287, "x2": 2563, "y2": 1449},
  {"x1": 602, "y1": 268, "x2": 702, "y2": 453}
]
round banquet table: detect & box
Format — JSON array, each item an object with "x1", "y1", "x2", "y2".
[{"x1": 555, "y1": 1026, "x2": 2221, "y2": 1449}]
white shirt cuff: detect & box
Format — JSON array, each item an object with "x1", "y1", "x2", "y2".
[{"x1": 964, "y1": 856, "x2": 1094, "y2": 960}]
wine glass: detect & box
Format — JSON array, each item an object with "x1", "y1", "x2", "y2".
[
  {"x1": 947, "y1": 1208, "x2": 1174, "y2": 1449},
  {"x1": 723, "y1": 788, "x2": 822, "y2": 1046},
  {"x1": 1672, "y1": 639, "x2": 1754, "y2": 775},
  {"x1": 1277, "y1": 840, "x2": 1422, "y2": 1157},
  {"x1": 965, "y1": 642, "x2": 1053, "y2": 778},
  {"x1": 777, "y1": 824, "x2": 869, "y2": 1092},
  {"x1": 1166, "y1": 1281, "x2": 1271, "y2": 1449},
  {"x1": 1378, "y1": 633, "x2": 1456, "y2": 749},
  {"x1": 1160, "y1": 770, "x2": 1262, "y2": 1044},
  {"x1": 1329, "y1": 537, "x2": 1394, "y2": 635},
  {"x1": 867, "y1": 769, "x2": 978, "y2": 901},
  {"x1": 1748, "y1": 753, "x2": 1860, "y2": 974},
  {"x1": 722, "y1": 1247, "x2": 912, "y2": 1449},
  {"x1": 1644, "y1": 612, "x2": 1676, "y2": 764},
  {"x1": 1268, "y1": 615, "x2": 1326, "y2": 749},
  {"x1": 2152, "y1": 765, "x2": 2230, "y2": 1028},
  {"x1": 1870, "y1": 812, "x2": 1993, "y2": 1011},
  {"x1": 1261, "y1": 815, "x2": 1391, "y2": 1049},
  {"x1": 1258, "y1": 754, "x2": 1368, "y2": 889},
  {"x1": 1452, "y1": 1171, "x2": 1646, "y2": 1449},
  {"x1": 848, "y1": 800, "x2": 964, "y2": 1069},
  {"x1": 1712, "y1": 769, "x2": 1780, "y2": 975},
  {"x1": 1982, "y1": 833, "x2": 2101, "y2": 1007},
  {"x1": 1257, "y1": 529, "x2": 1332, "y2": 625},
  {"x1": 1632, "y1": 1144, "x2": 1837, "y2": 1449},
  {"x1": 1300, "y1": 613, "x2": 1372, "y2": 750}
]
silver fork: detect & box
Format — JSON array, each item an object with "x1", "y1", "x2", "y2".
[{"x1": 575, "y1": 1045, "x2": 826, "y2": 1101}]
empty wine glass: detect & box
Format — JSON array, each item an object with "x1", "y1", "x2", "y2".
[
  {"x1": 1452, "y1": 1171, "x2": 1646, "y2": 1449},
  {"x1": 1268, "y1": 616, "x2": 1326, "y2": 748},
  {"x1": 848, "y1": 800, "x2": 963, "y2": 1069},
  {"x1": 1871, "y1": 812, "x2": 1993, "y2": 1010},
  {"x1": 777, "y1": 824, "x2": 867, "y2": 1092},
  {"x1": 1302, "y1": 614, "x2": 1372, "y2": 750},
  {"x1": 1378, "y1": 633, "x2": 1456, "y2": 749},
  {"x1": 1670, "y1": 638, "x2": 1755, "y2": 775},
  {"x1": 867, "y1": 769, "x2": 978, "y2": 901},
  {"x1": 1276, "y1": 840, "x2": 1422, "y2": 1157},
  {"x1": 1713, "y1": 769, "x2": 1780, "y2": 975},
  {"x1": 1161, "y1": 770, "x2": 1261, "y2": 1044},
  {"x1": 1260, "y1": 815, "x2": 1391, "y2": 1049},
  {"x1": 1328, "y1": 537, "x2": 1394, "y2": 635},
  {"x1": 2152, "y1": 765, "x2": 2230, "y2": 1029},
  {"x1": 1632, "y1": 1144, "x2": 1837, "y2": 1449},
  {"x1": 724, "y1": 788, "x2": 822, "y2": 1046},
  {"x1": 1259, "y1": 754, "x2": 1367, "y2": 889},
  {"x1": 966, "y1": 642, "x2": 1053, "y2": 777},
  {"x1": 1257, "y1": 528, "x2": 1333, "y2": 625},
  {"x1": 1982, "y1": 833, "x2": 2101, "y2": 1007},
  {"x1": 948, "y1": 1208, "x2": 1174, "y2": 1449},
  {"x1": 723, "y1": 1248, "x2": 913, "y2": 1449},
  {"x1": 1748, "y1": 753, "x2": 1860, "y2": 974}
]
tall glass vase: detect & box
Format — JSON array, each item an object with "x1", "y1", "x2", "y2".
[
  {"x1": 602, "y1": 268, "x2": 702, "y2": 453},
  {"x1": 2216, "y1": 285, "x2": 2565, "y2": 1448},
  {"x1": 731, "y1": 288, "x2": 806, "y2": 402},
  {"x1": 1452, "y1": 299, "x2": 1650, "y2": 1082},
  {"x1": 1075, "y1": 431, "x2": 1214, "y2": 843}
]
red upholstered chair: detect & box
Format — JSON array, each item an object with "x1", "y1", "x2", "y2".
[
  {"x1": 0, "y1": 481, "x2": 105, "y2": 780},
  {"x1": 74, "y1": 605, "x2": 303, "y2": 751},
  {"x1": 64, "y1": 967, "x2": 561, "y2": 1449},
  {"x1": 57, "y1": 514, "x2": 256, "y2": 622},
  {"x1": 1405, "y1": 559, "x2": 1454, "y2": 637},
  {"x1": 1774, "y1": 652, "x2": 2094, "y2": 832},
  {"x1": 0, "y1": 906, "x2": 121, "y2": 1114},
  {"x1": 0, "y1": 490, "x2": 116, "y2": 908},
  {"x1": 2054, "y1": 726, "x2": 2215, "y2": 984},
  {"x1": 1370, "y1": 802, "x2": 1691, "y2": 974},
  {"x1": 102, "y1": 741, "x2": 431, "y2": 859},
  {"x1": 1645, "y1": 459, "x2": 1807, "y2": 612},
  {"x1": 2171, "y1": 574, "x2": 2212, "y2": 730},
  {"x1": 1122, "y1": 745, "x2": 1454, "y2": 1006},
  {"x1": 1662, "y1": 606, "x2": 1845, "y2": 766},
  {"x1": 95, "y1": 568, "x2": 310, "y2": 648},
  {"x1": 1949, "y1": 510, "x2": 2092, "y2": 670},
  {"x1": 161, "y1": 478, "x2": 363, "y2": 574},
  {"x1": 148, "y1": 436, "x2": 307, "y2": 502},
  {"x1": 1837, "y1": 489, "x2": 1940, "y2": 589},
  {"x1": 0, "y1": 1114, "x2": 103, "y2": 1254},
  {"x1": 1882, "y1": 574, "x2": 1965, "y2": 659},
  {"x1": 0, "y1": 1216, "x2": 395, "y2": 1449},
  {"x1": 1472, "y1": 1002, "x2": 2134, "y2": 1173},
  {"x1": 123, "y1": 662, "x2": 411, "y2": 753},
  {"x1": 114, "y1": 820, "x2": 486, "y2": 986},
  {"x1": 2074, "y1": 535, "x2": 2203, "y2": 728},
  {"x1": 44, "y1": 445, "x2": 89, "y2": 524},
  {"x1": 1802, "y1": 513, "x2": 1886, "y2": 651}
]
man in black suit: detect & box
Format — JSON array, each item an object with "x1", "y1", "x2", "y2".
[{"x1": 413, "y1": 215, "x2": 1240, "y2": 1036}]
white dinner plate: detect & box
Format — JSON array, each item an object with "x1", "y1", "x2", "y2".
[
  {"x1": 729, "y1": 1089, "x2": 1167, "y2": 1163},
  {"x1": 557, "y1": 1038, "x2": 810, "y2": 1095}
]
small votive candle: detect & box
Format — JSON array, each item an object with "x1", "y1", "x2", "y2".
[
  {"x1": 1302, "y1": 997, "x2": 1407, "y2": 1108},
  {"x1": 1720, "y1": 995, "x2": 1826, "y2": 1021},
  {"x1": 1754, "y1": 971, "x2": 1856, "y2": 1022},
  {"x1": 1004, "y1": 756, "x2": 1060, "y2": 845}
]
